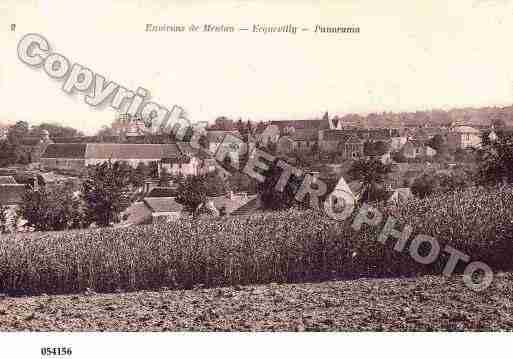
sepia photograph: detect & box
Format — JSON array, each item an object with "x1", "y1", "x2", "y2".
[{"x1": 1, "y1": 0, "x2": 513, "y2": 357}]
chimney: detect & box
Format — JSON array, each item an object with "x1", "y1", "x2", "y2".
[
  {"x1": 33, "y1": 175, "x2": 39, "y2": 192},
  {"x1": 239, "y1": 191, "x2": 247, "y2": 200},
  {"x1": 226, "y1": 190, "x2": 234, "y2": 200}
]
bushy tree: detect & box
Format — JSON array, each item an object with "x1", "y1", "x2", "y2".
[
  {"x1": 0, "y1": 205, "x2": 9, "y2": 234},
  {"x1": 477, "y1": 132, "x2": 513, "y2": 185},
  {"x1": 175, "y1": 175, "x2": 209, "y2": 213},
  {"x1": 82, "y1": 161, "x2": 133, "y2": 227},
  {"x1": 131, "y1": 162, "x2": 150, "y2": 188},
  {"x1": 257, "y1": 157, "x2": 305, "y2": 210},
  {"x1": 347, "y1": 159, "x2": 392, "y2": 202},
  {"x1": 18, "y1": 185, "x2": 84, "y2": 231}
]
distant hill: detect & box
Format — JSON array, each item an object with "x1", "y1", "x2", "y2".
[{"x1": 333, "y1": 105, "x2": 513, "y2": 128}]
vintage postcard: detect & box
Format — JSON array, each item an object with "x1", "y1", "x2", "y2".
[{"x1": 0, "y1": 0, "x2": 512, "y2": 358}]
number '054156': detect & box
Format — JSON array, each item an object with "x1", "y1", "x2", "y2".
[{"x1": 41, "y1": 347, "x2": 72, "y2": 356}]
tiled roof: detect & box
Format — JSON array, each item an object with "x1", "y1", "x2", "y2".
[
  {"x1": 0, "y1": 184, "x2": 25, "y2": 205},
  {"x1": 85, "y1": 144, "x2": 179, "y2": 160},
  {"x1": 41, "y1": 143, "x2": 209, "y2": 162},
  {"x1": 208, "y1": 194, "x2": 258, "y2": 214},
  {"x1": 322, "y1": 130, "x2": 352, "y2": 142},
  {"x1": 42, "y1": 143, "x2": 88, "y2": 159},
  {"x1": 19, "y1": 137, "x2": 41, "y2": 146},
  {"x1": 291, "y1": 129, "x2": 319, "y2": 141},
  {"x1": 230, "y1": 197, "x2": 262, "y2": 216},
  {"x1": 206, "y1": 130, "x2": 240, "y2": 143},
  {"x1": 0, "y1": 176, "x2": 16, "y2": 184},
  {"x1": 143, "y1": 197, "x2": 184, "y2": 213},
  {"x1": 147, "y1": 186, "x2": 179, "y2": 197},
  {"x1": 452, "y1": 126, "x2": 480, "y2": 134}
]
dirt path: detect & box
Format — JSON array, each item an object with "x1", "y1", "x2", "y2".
[{"x1": 1, "y1": 273, "x2": 512, "y2": 331}]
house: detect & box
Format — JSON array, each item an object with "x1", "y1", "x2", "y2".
[
  {"x1": 208, "y1": 191, "x2": 258, "y2": 215},
  {"x1": 446, "y1": 126, "x2": 481, "y2": 149},
  {"x1": 387, "y1": 187, "x2": 414, "y2": 205},
  {"x1": 364, "y1": 140, "x2": 392, "y2": 164},
  {"x1": 40, "y1": 143, "x2": 214, "y2": 177},
  {"x1": 270, "y1": 118, "x2": 332, "y2": 131},
  {"x1": 319, "y1": 130, "x2": 365, "y2": 158},
  {"x1": 324, "y1": 176, "x2": 358, "y2": 212},
  {"x1": 400, "y1": 139, "x2": 437, "y2": 159},
  {"x1": 121, "y1": 197, "x2": 184, "y2": 226},
  {"x1": 206, "y1": 130, "x2": 255, "y2": 167},
  {"x1": 0, "y1": 176, "x2": 17, "y2": 184},
  {"x1": 277, "y1": 129, "x2": 318, "y2": 153},
  {"x1": 205, "y1": 130, "x2": 240, "y2": 154},
  {"x1": 0, "y1": 184, "x2": 26, "y2": 206},
  {"x1": 230, "y1": 196, "x2": 263, "y2": 216},
  {"x1": 343, "y1": 135, "x2": 365, "y2": 159},
  {"x1": 389, "y1": 135, "x2": 408, "y2": 151},
  {"x1": 290, "y1": 129, "x2": 319, "y2": 152}
]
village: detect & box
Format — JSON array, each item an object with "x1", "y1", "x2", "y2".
[{"x1": 0, "y1": 108, "x2": 503, "y2": 233}]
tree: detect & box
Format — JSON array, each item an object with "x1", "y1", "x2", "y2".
[
  {"x1": 477, "y1": 132, "x2": 513, "y2": 185},
  {"x1": 411, "y1": 174, "x2": 439, "y2": 198},
  {"x1": 0, "y1": 205, "x2": 9, "y2": 234},
  {"x1": 7, "y1": 121, "x2": 29, "y2": 144},
  {"x1": 95, "y1": 125, "x2": 118, "y2": 142},
  {"x1": 228, "y1": 171, "x2": 258, "y2": 194},
  {"x1": 427, "y1": 134, "x2": 447, "y2": 153},
  {"x1": 82, "y1": 161, "x2": 133, "y2": 227},
  {"x1": 131, "y1": 162, "x2": 150, "y2": 188},
  {"x1": 257, "y1": 157, "x2": 305, "y2": 210},
  {"x1": 0, "y1": 140, "x2": 15, "y2": 167},
  {"x1": 18, "y1": 185, "x2": 84, "y2": 231},
  {"x1": 203, "y1": 171, "x2": 230, "y2": 197},
  {"x1": 491, "y1": 118, "x2": 506, "y2": 129},
  {"x1": 30, "y1": 123, "x2": 83, "y2": 138},
  {"x1": 158, "y1": 167, "x2": 172, "y2": 187},
  {"x1": 347, "y1": 159, "x2": 392, "y2": 202},
  {"x1": 175, "y1": 175, "x2": 209, "y2": 214},
  {"x1": 236, "y1": 118, "x2": 248, "y2": 138}
]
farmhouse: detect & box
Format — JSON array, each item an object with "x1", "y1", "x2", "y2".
[{"x1": 40, "y1": 143, "x2": 214, "y2": 176}]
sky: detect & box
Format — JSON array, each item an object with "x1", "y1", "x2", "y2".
[{"x1": 2, "y1": 0, "x2": 513, "y2": 134}]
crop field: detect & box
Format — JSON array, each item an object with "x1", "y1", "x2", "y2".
[{"x1": 0, "y1": 185, "x2": 512, "y2": 297}]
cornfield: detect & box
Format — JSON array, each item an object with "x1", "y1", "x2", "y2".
[{"x1": 0, "y1": 185, "x2": 512, "y2": 296}]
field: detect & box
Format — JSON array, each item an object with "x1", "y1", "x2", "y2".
[
  {"x1": 1, "y1": 272, "x2": 512, "y2": 331},
  {"x1": 0, "y1": 185, "x2": 512, "y2": 297}
]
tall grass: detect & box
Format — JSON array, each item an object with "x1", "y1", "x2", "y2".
[{"x1": 0, "y1": 185, "x2": 512, "y2": 296}]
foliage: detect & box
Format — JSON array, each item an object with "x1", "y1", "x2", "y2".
[
  {"x1": 30, "y1": 122, "x2": 83, "y2": 138},
  {"x1": 364, "y1": 141, "x2": 389, "y2": 157},
  {"x1": 18, "y1": 185, "x2": 84, "y2": 232},
  {"x1": 82, "y1": 161, "x2": 133, "y2": 227},
  {"x1": 348, "y1": 159, "x2": 392, "y2": 202},
  {"x1": 0, "y1": 205, "x2": 9, "y2": 234},
  {"x1": 427, "y1": 134, "x2": 448, "y2": 154},
  {"x1": 131, "y1": 162, "x2": 150, "y2": 188},
  {"x1": 476, "y1": 132, "x2": 513, "y2": 185},
  {"x1": 175, "y1": 175, "x2": 209, "y2": 213},
  {"x1": 411, "y1": 171, "x2": 471, "y2": 198},
  {"x1": 257, "y1": 157, "x2": 305, "y2": 210},
  {"x1": 228, "y1": 171, "x2": 258, "y2": 194}
]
